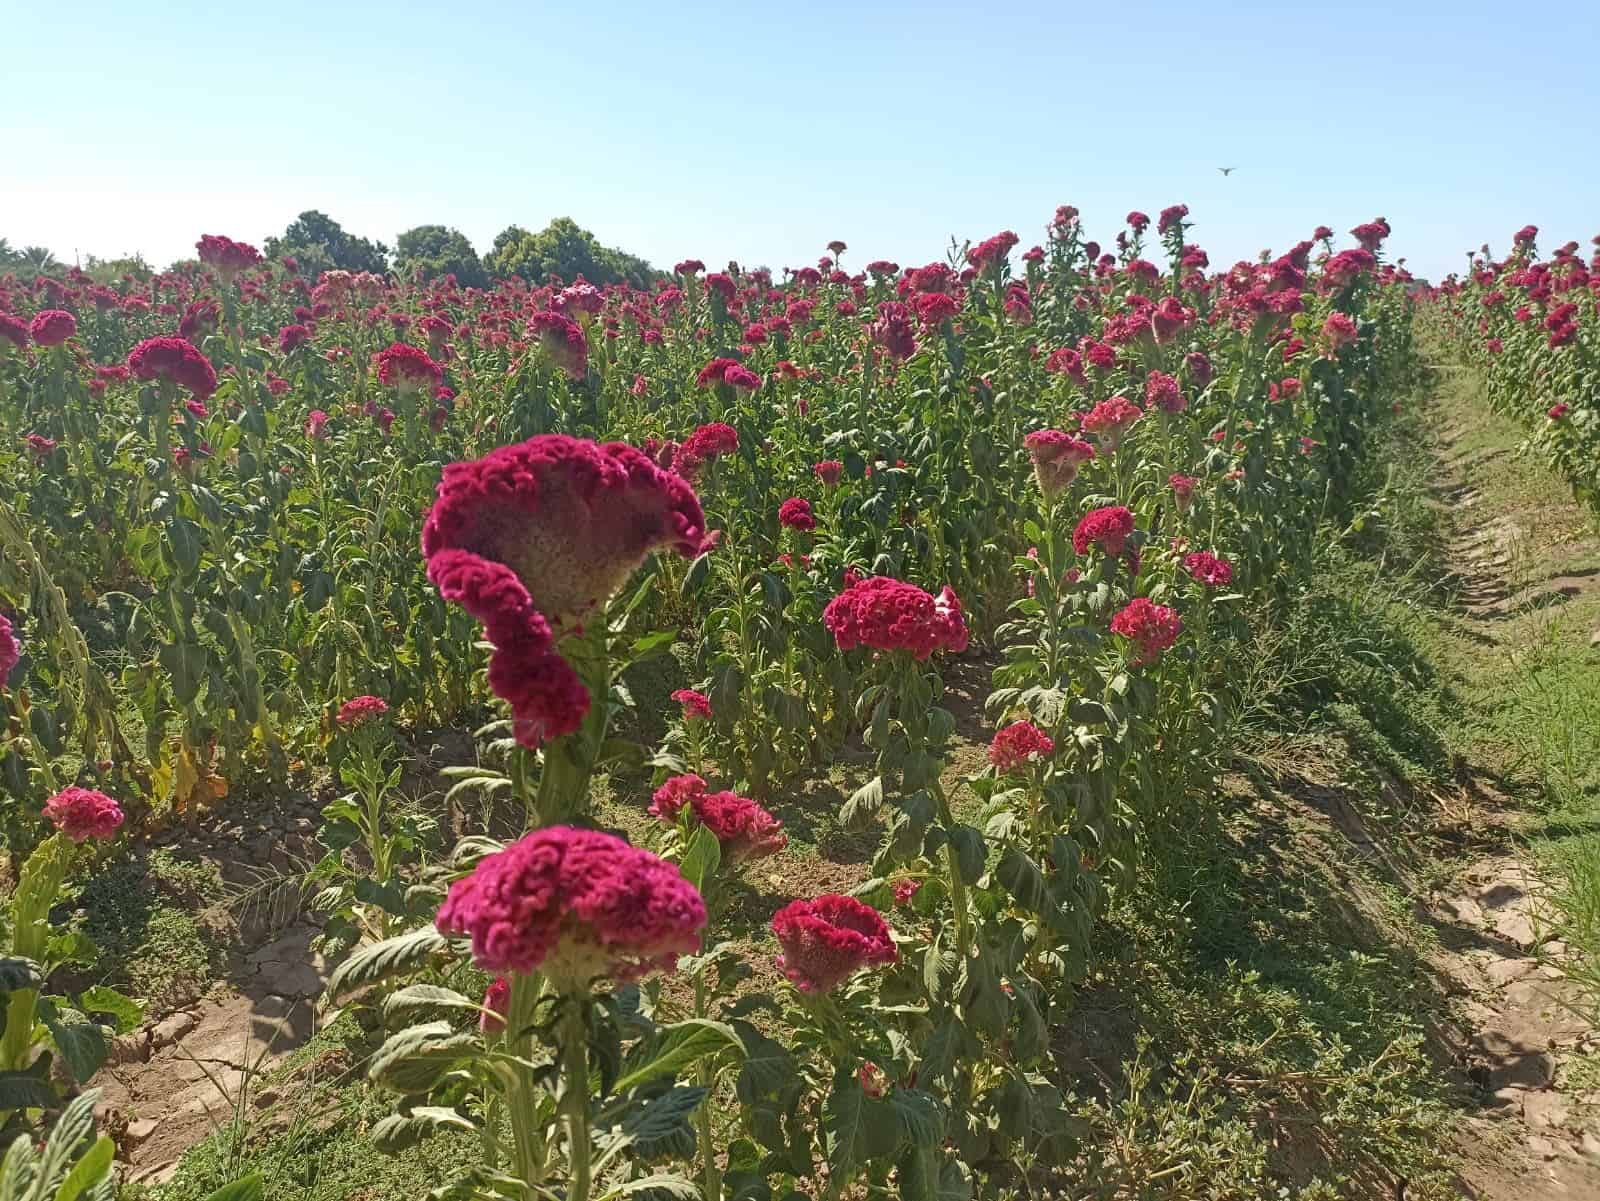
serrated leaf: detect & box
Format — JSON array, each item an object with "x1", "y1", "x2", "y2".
[
  {"x1": 0, "y1": 1070, "x2": 57, "y2": 1111},
  {"x1": 367, "y1": 1021, "x2": 479, "y2": 1095},
  {"x1": 679, "y1": 825, "x2": 721, "y2": 895},
  {"x1": 371, "y1": 1107, "x2": 476, "y2": 1152},
  {"x1": 732, "y1": 1020, "x2": 793, "y2": 1103},
  {"x1": 326, "y1": 925, "x2": 449, "y2": 1004},
  {"x1": 840, "y1": 776, "x2": 884, "y2": 831},
  {"x1": 382, "y1": 984, "x2": 479, "y2": 1024},
  {"x1": 615, "y1": 1019, "x2": 741, "y2": 1093},
  {"x1": 44, "y1": 1015, "x2": 106, "y2": 1083},
  {"x1": 617, "y1": 1085, "x2": 707, "y2": 1159}
]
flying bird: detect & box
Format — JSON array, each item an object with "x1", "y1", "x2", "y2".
[{"x1": 1218, "y1": 166, "x2": 1237, "y2": 176}]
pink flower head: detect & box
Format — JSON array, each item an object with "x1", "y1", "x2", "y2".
[
  {"x1": 278, "y1": 324, "x2": 312, "y2": 353},
  {"x1": 375, "y1": 343, "x2": 443, "y2": 392},
  {"x1": 1182, "y1": 550, "x2": 1234, "y2": 588},
  {"x1": 858, "y1": 1061, "x2": 890, "y2": 1098},
  {"x1": 967, "y1": 230, "x2": 1020, "y2": 271},
  {"x1": 0, "y1": 313, "x2": 28, "y2": 349},
  {"x1": 673, "y1": 423, "x2": 739, "y2": 479},
  {"x1": 1322, "y1": 311, "x2": 1358, "y2": 350},
  {"x1": 822, "y1": 577, "x2": 969, "y2": 660},
  {"x1": 305, "y1": 409, "x2": 330, "y2": 440},
  {"x1": 28, "y1": 310, "x2": 76, "y2": 347},
  {"x1": 527, "y1": 310, "x2": 589, "y2": 380},
  {"x1": 336, "y1": 694, "x2": 390, "y2": 727},
  {"x1": 1158, "y1": 204, "x2": 1189, "y2": 235},
  {"x1": 913, "y1": 291, "x2": 960, "y2": 326},
  {"x1": 1548, "y1": 402, "x2": 1570, "y2": 421},
  {"x1": 778, "y1": 496, "x2": 816, "y2": 532},
  {"x1": 892, "y1": 877, "x2": 922, "y2": 906},
  {"x1": 0, "y1": 614, "x2": 19, "y2": 687},
  {"x1": 771, "y1": 894, "x2": 896, "y2": 993},
  {"x1": 695, "y1": 357, "x2": 741, "y2": 388},
  {"x1": 1126, "y1": 211, "x2": 1151, "y2": 233},
  {"x1": 43, "y1": 786, "x2": 124, "y2": 843},
  {"x1": 1045, "y1": 346, "x2": 1088, "y2": 386},
  {"x1": 196, "y1": 234, "x2": 263, "y2": 274},
  {"x1": 24, "y1": 433, "x2": 57, "y2": 463},
  {"x1": 671, "y1": 689, "x2": 712, "y2": 722},
  {"x1": 1110, "y1": 597, "x2": 1182, "y2": 666},
  {"x1": 722, "y1": 364, "x2": 761, "y2": 393},
  {"x1": 687, "y1": 790, "x2": 787, "y2": 863},
  {"x1": 1144, "y1": 370, "x2": 1186, "y2": 414},
  {"x1": 872, "y1": 301, "x2": 918, "y2": 361},
  {"x1": 128, "y1": 336, "x2": 218, "y2": 400},
  {"x1": 1072, "y1": 505, "x2": 1136, "y2": 557},
  {"x1": 814, "y1": 460, "x2": 844, "y2": 487},
  {"x1": 1169, "y1": 473, "x2": 1198, "y2": 513},
  {"x1": 1184, "y1": 351, "x2": 1213, "y2": 388},
  {"x1": 480, "y1": 976, "x2": 511, "y2": 1034},
  {"x1": 989, "y1": 721, "x2": 1056, "y2": 773},
  {"x1": 435, "y1": 826, "x2": 707, "y2": 989},
  {"x1": 1080, "y1": 396, "x2": 1143, "y2": 450},
  {"x1": 421, "y1": 436, "x2": 706, "y2": 748},
  {"x1": 1023, "y1": 429, "x2": 1094, "y2": 498}
]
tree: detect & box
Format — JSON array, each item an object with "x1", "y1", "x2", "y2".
[
  {"x1": 18, "y1": 246, "x2": 64, "y2": 276},
  {"x1": 393, "y1": 224, "x2": 487, "y2": 289},
  {"x1": 83, "y1": 253, "x2": 153, "y2": 283},
  {"x1": 264, "y1": 210, "x2": 389, "y2": 277},
  {"x1": 484, "y1": 217, "x2": 655, "y2": 289}
]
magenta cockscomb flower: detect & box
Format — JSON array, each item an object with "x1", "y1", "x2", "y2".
[
  {"x1": 1322, "y1": 311, "x2": 1358, "y2": 350},
  {"x1": 1158, "y1": 204, "x2": 1189, "y2": 235},
  {"x1": 813, "y1": 460, "x2": 844, "y2": 487},
  {"x1": 196, "y1": 234, "x2": 263, "y2": 274},
  {"x1": 967, "y1": 230, "x2": 1020, "y2": 270},
  {"x1": 1072, "y1": 505, "x2": 1136, "y2": 557},
  {"x1": 422, "y1": 436, "x2": 705, "y2": 748},
  {"x1": 1182, "y1": 550, "x2": 1234, "y2": 588},
  {"x1": 1126, "y1": 211, "x2": 1151, "y2": 233},
  {"x1": 305, "y1": 409, "x2": 330, "y2": 440},
  {"x1": 527, "y1": 310, "x2": 588, "y2": 380},
  {"x1": 778, "y1": 497, "x2": 816, "y2": 532},
  {"x1": 651, "y1": 776, "x2": 786, "y2": 863},
  {"x1": 28, "y1": 310, "x2": 76, "y2": 347},
  {"x1": 1023, "y1": 430, "x2": 1094, "y2": 498},
  {"x1": 375, "y1": 343, "x2": 442, "y2": 392},
  {"x1": 650, "y1": 773, "x2": 708, "y2": 820},
  {"x1": 671, "y1": 689, "x2": 712, "y2": 721},
  {"x1": 1548, "y1": 403, "x2": 1571, "y2": 421},
  {"x1": 1169, "y1": 473, "x2": 1199, "y2": 513},
  {"x1": 1080, "y1": 396, "x2": 1143, "y2": 450},
  {"x1": 872, "y1": 301, "x2": 918, "y2": 361},
  {"x1": 1111, "y1": 597, "x2": 1183, "y2": 666},
  {"x1": 0, "y1": 614, "x2": 19, "y2": 687},
  {"x1": 1145, "y1": 370, "x2": 1186, "y2": 414},
  {"x1": 43, "y1": 787, "x2": 124, "y2": 843},
  {"x1": 673, "y1": 423, "x2": 739, "y2": 479},
  {"x1": 435, "y1": 826, "x2": 706, "y2": 989},
  {"x1": 823, "y1": 577, "x2": 969, "y2": 660},
  {"x1": 0, "y1": 313, "x2": 28, "y2": 349},
  {"x1": 24, "y1": 433, "x2": 57, "y2": 463},
  {"x1": 336, "y1": 695, "x2": 390, "y2": 727},
  {"x1": 480, "y1": 976, "x2": 511, "y2": 1034},
  {"x1": 771, "y1": 893, "x2": 896, "y2": 994},
  {"x1": 278, "y1": 323, "x2": 312, "y2": 353},
  {"x1": 128, "y1": 336, "x2": 218, "y2": 400},
  {"x1": 988, "y1": 720, "x2": 1056, "y2": 773}
]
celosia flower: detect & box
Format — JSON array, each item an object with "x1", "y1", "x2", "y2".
[
  {"x1": 1182, "y1": 551, "x2": 1234, "y2": 587},
  {"x1": 0, "y1": 313, "x2": 27, "y2": 349},
  {"x1": 1110, "y1": 597, "x2": 1182, "y2": 666},
  {"x1": 1169, "y1": 473, "x2": 1198, "y2": 513},
  {"x1": 1184, "y1": 351, "x2": 1213, "y2": 388},
  {"x1": 480, "y1": 976, "x2": 510, "y2": 1034},
  {"x1": 1145, "y1": 370, "x2": 1186, "y2": 414},
  {"x1": 1080, "y1": 396, "x2": 1143, "y2": 450},
  {"x1": 913, "y1": 292, "x2": 960, "y2": 325},
  {"x1": 822, "y1": 577, "x2": 969, "y2": 660},
  {"x1": 0, "y1": 614, "x2": 18, "y2": 687},
  {"x1": 1072, "y1": 505, "x2": 1136, "y2": 557},
  {"x1": 28, "y1": 310, "x2": 76, "y2": 347},
  {"x1": 892, "y1": 878, "x2": 922, "y2": 906},
  {"x1": 685, "y1": 790, "x2": 787, "y2": 862},
  {"x1": 723, "y1": 364, "x2": 761, "y2": 393},
  {"x1": 872, "y1": 301, "x2": 918, "y2": 360},
  {"x1": 778, "y1": 497, "x2": 816, "y2": 532},
  {"x1": 24, "y1": 433, "x2": 56, "y2": 463},
  {"x1": 989, "y1": 721, "x2": 1056, "y2": 773},
  {"x1": 527, "y1": 310, "x2": 588, "y2": 380},
  {"x1": 43, "y1": 786, "x2": 124, "y2": 842},
  {"x1": 1322, "y1": 311, "x2": 1358, "y2": 350},
  {"x1": 422, "y1": 436, "x2": 706, "y2": 748},
  {"x1": 336, "y1": 695, "x2": 389, "y2": 726},
  {"x1": 278, "y1": 324, "x2": 311, "y2": 353},
  {"x1": 375, "y1": 343, "x2": 442, "y2": 392},
  {"x1": 128, "y1": 336, "x2": 219, "y2": 400},
  {"x1": 650, "y1": 773, "x2": 707, "y2": 819},
  {"x1": 1126, "y1": 211, "x2": 1151, "y2": 232},
  {"x1": 435, "y1": 826, "x2": 706, "y2": 989},
  {"x1": 1158, "y1": 204, "x2": 1189, "y2": 235},
  {"x1": 1023, "y1": 430, "x2": 1094, "y2": 498},
  {"x1": 814, "y1": 460, "x2": 844, "y2": 487},
  {"x1": 1549, "y1": 403, "x2": 1570, "y2": 420},
  {"x1": 771, "y1": 893, "x2": 896, "y2": 993},
  {"x1": 305, "y1": 409, "x2": 330, "y2": 439},
  {"x1": 671, "y1": 689, "x2": 712, "y2": 722},
  {"x1": 673, "y1": 423, "x2": 739, "y2": 479},
  {"x1": 196, "y1": 234, "x2": 263, "y2": 274},
  {"x1": 858, "y1": 1062, "x2": 890, "y2": 1098}
]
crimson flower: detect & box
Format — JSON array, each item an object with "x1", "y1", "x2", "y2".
[
  {"x1": 1023, "y1": 430, "x2": 1094, "y2": 498},
  {"x1": 771, "y1": 894, "x2": 896, "y2": 993},
  {"x1": 0, "y1": 614, "x2": 18, "y2": 687},
  {"x1": 375, "y1": 343, "x2": 442, "y2": 392},
  {"x1": 128, "y1": 336, "x2": 218, "y2": 400},
  {"x1": 671, "y1": 689, "x2": 712, "y2": 721},
  {"x1": 1110, "y1": 597, "x2": 1182, "y2": 666},
  {"x1": 1182, "y1": 551, "x2": 1234, "y2": 588},
  {"x1": 28, "y1": 310, "x2": 76, "y2": 347},
  {"x1": 778, "y1": 497, "x2": 816, "y2": 532},
  {"x1": 43, "y1": 787, "x2": 124, "y2": 842},
  {"x1": 989, "y1": 721, "x2": 1056, "y2": 773},
  {"x1": 823, "y1": 577, "x2": 969, "y2": 660},
  {"x1": 336, "y1": 695, "x2": 390, "y2": 726},
  {"x1": 1073, "y1": 506, "x2": 1136, "y2": 557}
]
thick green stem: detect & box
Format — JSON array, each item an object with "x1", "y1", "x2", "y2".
[
  {"x1": 694, "y1": 975, "x2": 721, "y2": 1201},
  {"x1": 505, "y1": 974, "x2": 547, "y2": 1193},
  {"x1": 560, "y1": 998, "x2": 593, "y2": 1201},
  {"x1": 533, "y1": 626, "x2": 611, "y2": 827},
  {"x1": 1, "y1": 836, "x2": 74, "y2": 1074}
]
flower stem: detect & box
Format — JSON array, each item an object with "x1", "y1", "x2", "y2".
[
  {"x1": 505, "y1": 974, "x2": 546, "y2": 1192},
  {"x1": 560, "y1": 997, "x2": 593, "y2": 1201}
]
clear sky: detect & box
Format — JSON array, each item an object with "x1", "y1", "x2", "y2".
[{"x1": 5, "y1": 0, "x2": 1597, "y2": 283}]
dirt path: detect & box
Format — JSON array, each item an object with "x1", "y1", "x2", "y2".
[{"x1": 1417, "y1": 367, "x2": 1600, "y2": 1197}]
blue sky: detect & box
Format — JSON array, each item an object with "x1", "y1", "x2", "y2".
[{"x1": 5, "y1": 0, "x2": 1597, "y2": 282}]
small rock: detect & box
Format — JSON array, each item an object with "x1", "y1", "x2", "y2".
[
  {"x1": 1484, "y1": 957, "x2": 1539, "y2": 987},
  {"x1": 152, "y1": 1011, "x2": 198, "y2": 1047},
  {"x1": 1582, "y1": 1130, "x2": 1600, "y2": 1160},
  {"x1": 253, "y1": 1087, "x2": 279, "y2": 1108},
  {"x1": 109, "y1": 1030, "x2": 151, "y2": 1065},
  {"x1": 125, "y1": 1117, "x2": 159, "y2": 1148}
]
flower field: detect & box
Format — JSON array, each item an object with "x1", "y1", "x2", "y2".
[{"x1": 0, "y1": 209, "x2": 1430, "y2": 1199}]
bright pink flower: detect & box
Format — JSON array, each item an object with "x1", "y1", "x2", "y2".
[
  {"x1": 671, "y1": 689, "x2": 712, "y2": 721},
  {"x1": 858, "y1": 1061, "x2": 890, "y2": 1098},
  {"x1": 336, "y1": 695, "x2": 390, "y2": 726},
  {"x1": 771, "y1": 894, "x2": 896, "y2": 993},
  {"x1": 872, "y1": 301, "x2": 918, "y2": 361},
  {"x1": 305, "y1": 409, "x2": 330, "y2": 440},
  {"x1": 778, "y1": 497, "x2": 816, "y2": 532},
  {"x1": 1110, "y1": 597, "x2": 1182, "y2": 666},
  {"x1": 1045, "y1": 346, "x2": 1088, "y2": 386},
  {"x1": 912, "y1": 291, "x2": 960, "y2": 325},
  {"x1": 892, "y1": 878, "x2": 922, "y2": 906},
  {"x1": 43, "y1": 786, "x2": 124, "y2": 842},
  {"x1": 28, "y1": 310, "x2": 76, "y2": 347},
  {"x1": 686, "y1": 790, "x2": 787, "y2": 862},
  {"x1": 814, "y1": 460, "x2": 844, "y2": 487},
  {"x1": 1549, "y1": 403, "x2": 1571, "y2": 421},
  {"x1": 1080, "y1": 396, "x2": 1143, "y2": 449},
  {"x1": 527, "y1": 310, "x2": 588, "y2": 380},
  {"x1": 650, "y1": 773, "x2": 708, "y2": 819},
  {"x1": 823, "y1": 577, "x2": 969, "y2": 660},
  {"x1": 1126, "y1": 211, "x2": 1151, "y2": 233},
  {"x1": 24, "y1": 433, "x2": 56, "y2": 462},
  {"x1": 435, "y1": 826, "x2": 706, "y2": 987},
  {"x1": 0, "y1": 614, "x2": 18, "y2": 687},
  {"x1": 1072, "y1": 505, "x2": 1135, "y2": 557},
  {"x1": 196, "y1": 234, "x2": 263, "y2": 274},
  {"x1": 278, "y1": 324, "x2": 312, "y2": 353},
  {"x1": 967, "y1": 230, "x2": 1020, "y2": 271},
  {"x1": 375, "y1": 343, "x2": 442, "y2": 392},
  {"x1": 1322, "y1": 311, "x2": 1358, "y2": 350},
  {"x1": 673, "y1": 423, "x2": 740, "y2": 479},
  {"x1": 0, "y1": 313, "x2": 27, "y2": 348},
  {"x1": 1182, "y1": 551, "x2": 1234, "y2": 587},
  {"x1": 1144, "y1": 370, "x2": 1186, "y2": 414},
  {"x1": 421, "y1": 436, "x2": 705, "y2": 748},
  {"x1": 695, "y1": 357, "x2": 741, "y2": 387},
  {"x1": 128, "y1": 336, "x2": 218, "y2": 400},
  {"x1": 1184, "y1": 351, "x2": 1213, "y2": 388},
  {"x1": 1023, "y1": 430, "x2": 1094, "y2": 497},
  {"x1": 1158, "y1": 204, "x2": 1189, "y2": 235},
  {"x1": 1169, "y1": 473, "x2": 1198, "y2": 513},
  {"x1": 480, "y1": 976, "x2": 510, "y2": 1034},
  {"x1": 722, "y1": 363, "x2": 761, "y2": 393},
  {"x1": 989, "y1": 721, "x2": 1056, "y2": 773}
]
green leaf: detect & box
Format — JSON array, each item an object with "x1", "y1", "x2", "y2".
[
  {"x1": 198, "y1": 1175, "x2": 266, "y2": 1201},
  {"x1": 679, "y1": 825, "x2": 721, "y2": 896},
  {"x1": 890, "y1": 1090, "x2": 944, "y2": 1149},
  {"x1": 76, "y1": 987, "x2": 143, "y2": 1035},
  {"x1": 326, "y1": 925, "x2": 449, "y2": 1004},
  {"x1": 615, "y1": 1019, "x2": 741, "y2": 1093},
  {"x1": 52, "y1": 1135, "x2": 113, "y2": 1201},
  {"x1": 840, "y1": 776, "x2": 884, "y2": 831},
  {"x1": 732, "y1": 1020, "x2": 793, "y2": 1103},
  {"x1": 617, "y1": 1085, "x2": 707, "y2": 1159},
  {"x1": 371, "y1": 1107, "x2": 476, "y2": 1153},
  {"x1": 824, "y1": 1071, "x2": 900, "y2": 1180},
  {"x1": 947, "y1": 826, "x2": 986, "y2": 885},
  {"x1": 44, "y1": 1015, "x2": 107, "y2": 1083},
  {"x1": 381, "y1": 984, "x2": 479, "y2": 1024},
  {"x1": 0, "y1": 959, "x2": 42, "y2": 994},
  {"x1": 607, "y1": 1174, "x2": 701, "y2": 1199},
  {"x1": 367, "y1": 1021, "x2": 479, "y2": 1095},
  {"x1": 0, "y1": 1070, "x2": 57, "y2": 1111}
]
